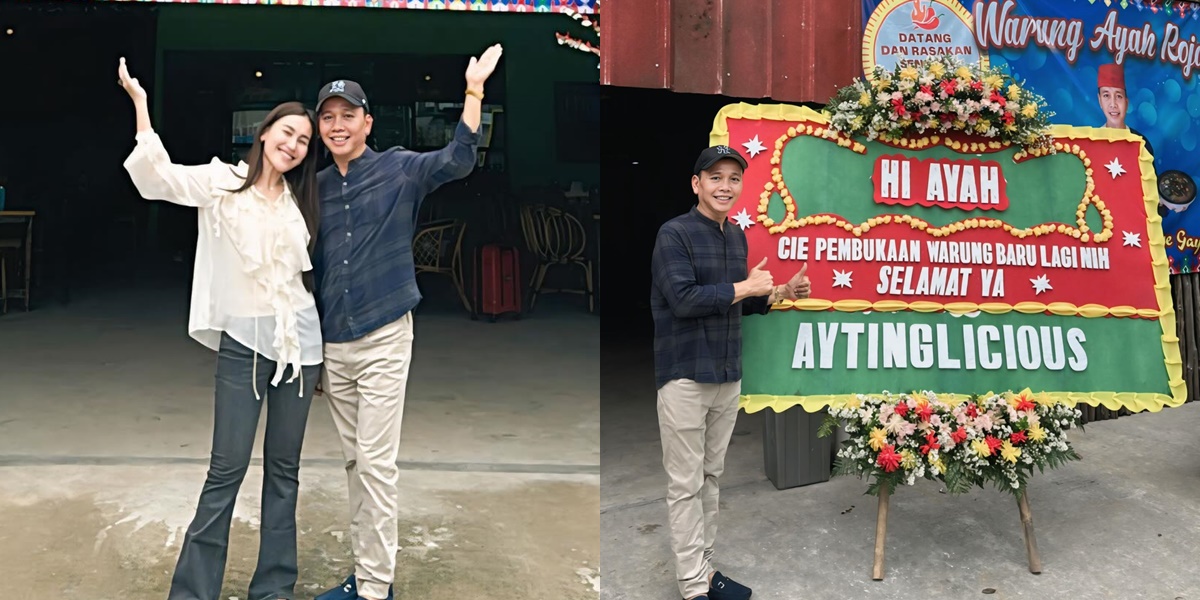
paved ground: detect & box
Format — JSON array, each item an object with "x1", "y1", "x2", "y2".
[
  {"x1": 0, "y1": 277, "x2": 599, "y2": 599},
  {"x1": 600, "y1": 330, "x2": 1200, "y2": 600}
]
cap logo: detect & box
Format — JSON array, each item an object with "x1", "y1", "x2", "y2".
[
  {"x1": 330, "y1": 81, "x2": 346, "y2": 93},
  {"x1": 716, "y1": 145, "x2": 731, "y2": 154}
]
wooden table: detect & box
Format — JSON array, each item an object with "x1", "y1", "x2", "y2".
[{"x1": 0, "y1": 210, "x2": 34, "y2": 312}]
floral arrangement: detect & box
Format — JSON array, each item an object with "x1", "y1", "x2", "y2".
[
  {"x1": 818, "y1": 389, "x2": 1082, "y2": 498},
  {"x1": 826, "y1": 56, "x2": 1055, "y2": 150}
]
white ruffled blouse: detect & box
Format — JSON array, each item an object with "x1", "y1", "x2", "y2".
[{"x1": 123, "y1": 130, "x2": 323, "y2": 397}]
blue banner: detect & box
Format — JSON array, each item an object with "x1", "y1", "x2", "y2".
[{"x1": 862, "y1": 0, "x2": 1200, "y2": 273}]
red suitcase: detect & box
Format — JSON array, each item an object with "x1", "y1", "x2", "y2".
[{"x1": 473, "y1": 244, "x2": 522, "y2": 321}]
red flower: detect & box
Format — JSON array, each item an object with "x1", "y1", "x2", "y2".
[
  {"x1": 951, "y1": 427, "x2": 968, "y2": 444},
  {"x1": 939, "y1": 112, "x2": 955, "y2": 122},
  {"x1": 965, "y1": 404, "x2": 979, "y2": 418},
  {"x1": 990, "y1": 90, "x2": 1007, "y2": 106},
  {"x1": 895, "y1": 402, "x2": 910, "y2": 418},
  {"x1": 970, "y1": 80, "x2": 984, "y2": 92},
  {"x1": 1010, "y1": 430, "x2": 1028, "y2": 445},
  {"x1": 1002, "y1": 111, "x2": 1016, "y2": 125},
  {"x1": 891, "y1": 97, "x2": 908, "y2": 117},
  {"x1": 877, "y1": 444, "x2": 902, "y2": 473},
  {"x1": 920, "y1": 432, "x2": 941, "y2": 455},
  {"x1": 940, "y1": 79, "x2": 958, "y2": 95},
  {"x1": 1016, "y1": 396, "x2": 1036, "y2": 412},
  {"x1": 984, "y1": 435, "x2": 1003, "y2": 453},
  {"x1": 917, "y1": 403, "x2": 933, "y2": 422},
  {"x1": 920, "y1": 84, "x2": 934, "y2": 96}
]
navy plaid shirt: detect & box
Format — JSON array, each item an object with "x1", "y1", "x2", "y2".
[
  {"x1": 651, "y1": 206, "x2": 771, "y2": 390},
  {"x1": 314, "y1": 120, "x2": 480, "y2": 343}
]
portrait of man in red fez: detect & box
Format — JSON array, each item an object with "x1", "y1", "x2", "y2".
[{"x1": 1097, "y1": 63, "x2": 1128, "y2": 130}]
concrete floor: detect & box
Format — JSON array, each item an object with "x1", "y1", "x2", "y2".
[
  {"x1": 0, "y1": 277, "x2": 599, "y2": 599},
  {"x1": 601, "y1": 332, "x2": 1200, "y2": 600}
]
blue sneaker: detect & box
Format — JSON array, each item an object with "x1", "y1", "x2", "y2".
[
  {"x1": 314, "y1": 574, "x2": 357, "y2": 600},
  {"x1": 315, "y1": 573, "x2": 395, "y2": 600},
  {"x1": 708, "y1": 571, "x2": 751, "y2": 600},
  {"x1": 356, "y1": 591, "x2": 395, "y2": 600}
]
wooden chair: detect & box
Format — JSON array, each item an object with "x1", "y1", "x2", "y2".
[
  {"x1": 0, "y1": 213, "x2": 31, "y2": 314},
  {"x1": 0, "y1": 243, "x2": 9, "y2": 314},
  {"x1": 413, "y1": 218, "x2": 471, "y2": 313},
  {"x1": 520, "y1": 204, "x2": 594, "y2": 313}
]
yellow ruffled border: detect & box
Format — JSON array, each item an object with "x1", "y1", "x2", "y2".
[
  {"x1": 712, "y1": 103, "x2": 1187, "y2": 412},
  {"x1": 740, "y1": 390, "x2": 1184, "y2": 415},
  {"x1": 771, "y1": 299, "x2": 1163, "y2": 319}
]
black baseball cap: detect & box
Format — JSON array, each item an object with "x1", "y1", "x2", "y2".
[
  {"x1": 316, "y1": 79, "x2": 370, "y2": 114},
  {"x1": 693, "y1": 145, "x2": 748, "y2": 175}
]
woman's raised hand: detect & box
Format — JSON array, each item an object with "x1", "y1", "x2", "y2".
[{"x1": 117, "y1": 57, "x2": 147, "y2": 103}]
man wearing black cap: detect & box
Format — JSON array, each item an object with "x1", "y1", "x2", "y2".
[
  {"x1": 650, "y1": 145, "x2": 811, "y2": 600},
  {"x1": 312, "y1": 43, "x2": 502, "y2": 600}
]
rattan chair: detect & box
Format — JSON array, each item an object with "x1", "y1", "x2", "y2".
[
  {"x1": 413, "y1": 218, "x2": 471, "y2": 313},
  {"x1": 520, "y1": 204, "x2": 594, "y2": 312}
]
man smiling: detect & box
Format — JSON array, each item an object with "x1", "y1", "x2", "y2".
[
  {"x1": 312, "y1": 43, "x2": 502, "y2": 600},
  {"x1": 650, "y1": 145, "x2": 812, "y2": 600}
]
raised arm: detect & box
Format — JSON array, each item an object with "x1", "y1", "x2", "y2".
[
  {"x1": 462, "y1": 44, "x2": 502, "y2": 133},
  {"x1": 399, "y1": 44, "x2": 503, "y2": 198},
  {"x1": 117, "y1": 57, "x2": 223, "y2": 208}
]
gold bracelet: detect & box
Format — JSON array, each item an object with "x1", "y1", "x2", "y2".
[{"x1": 465, "y1": 88, "x2": 484, "y2": 100}]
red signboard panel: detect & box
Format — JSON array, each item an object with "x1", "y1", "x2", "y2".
[
  {"x1": 97, "y1": 0, "x2": 596, "y2": 12},
  {"x1": 600, "y1": 0, "x2": 862, "y2": 103}
]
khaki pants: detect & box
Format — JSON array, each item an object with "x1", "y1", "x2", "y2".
[
  {"x1": 657, "y1": 378, "x2": 742, "y2": 600},
  {"x1": 322, "y1": 313, "x2": 414, "y2": 600}
]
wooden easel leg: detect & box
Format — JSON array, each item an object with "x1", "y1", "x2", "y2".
[
  {"x1": 872, "y1": 486, "x2": 890, "y2": 581},
  {"x1": 1018, "y1": 490, "x2": 1042, "y2": 574}
]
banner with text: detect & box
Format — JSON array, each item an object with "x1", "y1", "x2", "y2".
[
  {"x1": 710, "y1": 103, "x2": 1184, "y2": 413},
  {"x1": 862, "y1": 0, "x2": 1200, "y2": 273}
]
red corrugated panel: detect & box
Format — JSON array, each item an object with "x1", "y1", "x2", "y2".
[{"x1": 601, "y1": 0, "x2": 863, "y2": 104}]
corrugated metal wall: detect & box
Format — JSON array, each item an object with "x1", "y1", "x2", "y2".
[{"x1": 600, "y1": 0, "x2": 863, "y2": 103}]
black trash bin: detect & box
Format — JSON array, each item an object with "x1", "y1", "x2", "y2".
[{"x1": 762, "y1": 405, "x2": 834, "y2": 490}]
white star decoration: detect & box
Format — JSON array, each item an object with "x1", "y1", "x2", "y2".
[
  {"x1": 832, "y1": 269, "x2": 854, "y2": 289},
  {"x1": 1030, "y1": 274, "x2": 1053, "y2": 295},
  {"x1": 1104, "y1": 157, "x2": 1126, "y2": 179},
  {"x1": 743, "y1": 135, "x2": 767, "y2": 158},
  {"x1": 1122, "y1": 231, "x2": 1142, "y2": 248},
  {"x1": 731, "y1": 208, "x2": 755, "y2": 230}
]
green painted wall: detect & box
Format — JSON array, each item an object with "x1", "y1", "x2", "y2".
[{"x1": 153, "y1": 4, "x2": 599, "y2": 188}]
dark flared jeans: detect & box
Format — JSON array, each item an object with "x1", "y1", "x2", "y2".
[{"x1": 167, "y1": 333, "x2": 320, "y2": 600}]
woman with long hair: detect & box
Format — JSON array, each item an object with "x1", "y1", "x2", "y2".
[{"x1": 118, "y1": 57, "x2": 323, "y2": 600}]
